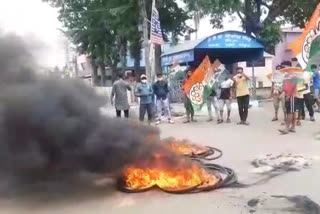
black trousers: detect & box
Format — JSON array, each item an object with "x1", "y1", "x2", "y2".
[
  {"x1": 139, "y1": 103, "x2": 153, "y2": 122},
  {"x1": 237, "y1": 95, "x2": 250, "y2": 122},
  {"x1": 301, "y1": 93, "x2": 314, "y2": 118},
  {"x1": 116, "y1": 109, "x2": 129, "y2": 118}
]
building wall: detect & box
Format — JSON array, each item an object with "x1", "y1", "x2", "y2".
[
  {"x1": 237, "y1": 57, "x2": 274, "y2": 88},
  {"x1": 274, "y1": 31, "x2": 302, "y2": 67}
]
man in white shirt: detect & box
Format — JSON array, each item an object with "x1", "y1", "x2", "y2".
[
  {"x1": 299, "y1": 71, "x2": 315, "y2": 122},
  {"x1": 219, "y1": 76, "x2": 234, "y2": 123}
]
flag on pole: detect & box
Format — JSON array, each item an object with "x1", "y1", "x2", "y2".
[
  {"x1": 289, "y1": 3, "x2": 320, "y2": 69},
  {"x1": 150, "y1": 0, "x2": 164, "y2": 45}
]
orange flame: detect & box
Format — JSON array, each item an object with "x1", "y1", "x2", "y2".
[
  {"x1": 123, "y1": 158, "x2": 218, "y2": 191},
  {"x1": 122, "y1": 139, "x2": 219, "y2": 191},
  {"x1": 164, "y1": 139, "x2": 209, "y2": 156}
]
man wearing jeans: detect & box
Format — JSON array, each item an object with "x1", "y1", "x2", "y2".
[
  {"x1": 299, "y1": 71, "x2": 315, "y2": 122},
  {"x1": 135, "y1": 74, "x2": 153, "y2": 124},
  {"x1": 207, "y1": 88, "x2": 222, "y2": 123},
  {"x1": 233, "y1": 67, "x2": 250, "y2": 125},
  {"x1": 153, "y1": 73, "x2": 174, "y2": 125}
]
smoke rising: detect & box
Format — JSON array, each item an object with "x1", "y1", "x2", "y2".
[{"x1": 0, "y1": 32, "x2": 161, "y2": 182}]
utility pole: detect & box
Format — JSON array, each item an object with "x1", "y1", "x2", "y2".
[
  {"x1": 251, "y1": 62, "x2": 257, "y2": 100},
  {"x1": 140, "y1": 0, "x2": 151, "y2": 80}
]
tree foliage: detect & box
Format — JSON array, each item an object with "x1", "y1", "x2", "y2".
[
  {"x1": 44, "y1": 0, "x2": 190, "y2": 84},
  {"x1": 184, "y1": 0, "x2": 319, "y2": 52}
]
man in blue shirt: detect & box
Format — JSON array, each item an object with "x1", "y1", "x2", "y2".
[
  {"x1": 135, "y1": 74, "x2": 154, "y2": 124},
  {"x1": 311, "y1": 64, "x2": 320, "y2": 112}
]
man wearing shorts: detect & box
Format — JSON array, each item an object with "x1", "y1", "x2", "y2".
[
  {"x1": 311, "y1": 64, "x2": 320, "y2": 112},
  {"x1": 279, "y1": 78, "x2": 299, "y2": 134},
  {"x1": 219, "y1": 76, "x2": 234, "y2": 123}
]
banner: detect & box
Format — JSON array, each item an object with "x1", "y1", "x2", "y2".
[
  {"x1": 184, "y1": 57, "x2": 225, "y2": 111},
  {"x1": 289, "y1": 3, "x2": 320, "y2": 69}
]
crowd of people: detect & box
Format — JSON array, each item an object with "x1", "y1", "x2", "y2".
[
  {"x1": 111, "y1": 73, "x2": 174, "y2": 125},
  {"x1": 111, "y1": 62, "x2": 320, "y2": 134},
  {"x1": 182, "y1": 66, "x2": 250, "y2": 125},
  {"x1": 273, "y1": 62, "x2": 320, "y2": 135}
]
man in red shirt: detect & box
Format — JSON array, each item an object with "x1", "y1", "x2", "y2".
[{"x1": 279, "y1": 75, "x2": 299, "y2": 135}]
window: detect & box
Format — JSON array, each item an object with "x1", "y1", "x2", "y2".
[{"x1": 246, "y1": 58, "x2": 266, "y2": 67}]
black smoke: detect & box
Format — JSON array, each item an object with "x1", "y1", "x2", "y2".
[{"x1": 0, "y1": 32, "x2": 161, "y2": 182}]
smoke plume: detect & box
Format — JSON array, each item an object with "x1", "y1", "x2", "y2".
[{"x1": 0, "y1": 32, "x2": 161, "y2": 181}]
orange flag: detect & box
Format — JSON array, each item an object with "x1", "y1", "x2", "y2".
[
  {"x1": 289, "y1": 3, "x2": 320, "y2": 69},
  {"x1": 183, "y1": 57, "x2": 223, "y2": 111},
  {"x1": 183, "y1": 56, "x2": 212, "y2": 95}
]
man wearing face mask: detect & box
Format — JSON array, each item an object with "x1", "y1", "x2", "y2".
[
  {"x1": 233, "y1": 67, "x2": 250, "y2": 125},
  {"x1": 153, "y1": 73, "x2": 174, "y2": 125},
  {"x1": 135, "y1": 74, "x2": 154, "y2": 124}
]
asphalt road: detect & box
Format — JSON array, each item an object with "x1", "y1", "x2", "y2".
[{"x1": 1, "y1": 102, "x2": 320, "y2": 214}]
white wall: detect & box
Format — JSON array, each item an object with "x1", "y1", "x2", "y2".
[{"x1": 237, "y1": 57, "x2": 273, "y2": 88}]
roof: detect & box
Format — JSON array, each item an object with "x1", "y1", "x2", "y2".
[{"x1": 161, "y1": 31, "x2": 265, "y2": 66}]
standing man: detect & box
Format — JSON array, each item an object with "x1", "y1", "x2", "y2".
[
  {"x1": 271, "y1": 65, "x2": 286, "y2": 122},
  {"x1": 135, "y1": 74, "x2": 154, "y2": 124},
  {"x1": 111, "y1": 73, "x2": 132, "y2": 118},
  {"x1": 299, "y1": 70, "x2": 315, "y2": 122},
  {"x1": 311, "y1": 64, "x2": 320, "y2": 112},
  {"x1": 219, "y1": 76, "x2": 234, "y2": 123},
  {"x1": 207, "y1": 86, "x2": 221, "y2": 124},
  {"x1": 233, "y1": 67, "x2": 250, "y2": 125},
  {"x1": 153, "y1": 73, "x2": 174, "y2": 125},
  {"x1": 296, "y1": 77, "x2": 307, "y2": 126},
  {"x1": 279, "y1": 76, "x2": 299, "y2": 135},
  {"x1": 183, "y1": 70, "x2": 197, "y2": 123}
]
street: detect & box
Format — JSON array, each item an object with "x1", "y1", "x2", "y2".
[{"x1": 1, "y1": 102, "x2": 320, "y2": 214}]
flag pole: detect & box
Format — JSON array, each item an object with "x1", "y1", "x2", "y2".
[
  {"x1": 151, "y1": 0, "x2": 156, "y2": 83},
  {"x1": 140, "y1": 0, "x2": 151, "y2": 81}
]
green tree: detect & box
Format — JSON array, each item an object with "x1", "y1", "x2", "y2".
[
  {"x1": 44, "y1": 0, "x2": 189, "y2": 84},
  {"x1": 184, "y1": 0, "x2": 319, "y2": 53}
]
